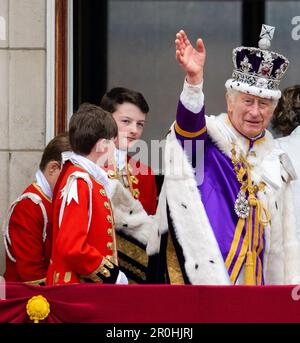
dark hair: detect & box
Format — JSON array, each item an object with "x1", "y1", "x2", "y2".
[
  {"x1": 100, "y1": 87, "x2": 149, "y2": 114},
  {"x1": 272, "y1": 85, "x2": 300, "y2": 136},
  {"x1": 39, "y1": 133, "x2": 71, "y2": 171},
  {"x1": 69, "y1": 102, "x2": 118, "y2": 155}
]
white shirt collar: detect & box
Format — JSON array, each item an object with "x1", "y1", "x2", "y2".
[
  {"x1": 291, "y1": 126, "x2": 300, "y2": 136},
  {"x1": 62, "y1": 151, "x2": 111, "y2": 197},
  {"x1": 115, "y1": 148, "x2": 127, "y2": 171},
  {"x1": 35, "y1": 169, "x2": 53, "y2": 199}
]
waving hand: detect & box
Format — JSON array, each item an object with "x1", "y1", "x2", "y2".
[{"x1": 175, "y1": 30, "x2": 206, "y2": 85}]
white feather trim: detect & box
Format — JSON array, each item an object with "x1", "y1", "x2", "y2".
[
  {"x1": 109, "y1": 179, "x2": 158, "y2": 246},
  {"x1": 154, "y1": 111, "x2": 300, "y2": 284}
]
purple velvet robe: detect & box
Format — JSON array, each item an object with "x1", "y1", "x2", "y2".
[{"x1": 175, "y1": 100, "x2": 265, "y2": 284}]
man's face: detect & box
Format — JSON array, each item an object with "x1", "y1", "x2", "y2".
[
  {"x1": 112, "y1": 102, "x2": 146, "y2": 150},
  {"x1": 227, "y1": 92, "x2": 274, "y2": 138}
]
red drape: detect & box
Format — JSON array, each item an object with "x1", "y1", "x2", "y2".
[{"x1": 1, "y1": 282, "x2": 300, "y2": 323}]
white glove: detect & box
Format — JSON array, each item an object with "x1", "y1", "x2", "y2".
[{"x1": 116, "y1": 270, "x2": 128, "y2": 284}]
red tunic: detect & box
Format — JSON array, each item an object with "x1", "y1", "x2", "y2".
[
  {"x1": 105, "y1": 155, "x2": 157, "y2": 215},
  {"x1": 3, "y1": 184, "x2": 52, "y2": 284},
  {"x1": 47, "y1": 162, "x2": 118, "y2": 285},
  {"x1": 105, "y1": 155, "x2": 157, "y2": 283}
]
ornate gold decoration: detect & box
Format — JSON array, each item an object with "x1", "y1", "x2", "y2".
[
  {"x1": 175, "y1": 121, "x2": 207, "y2": 138},
  {"x1": 132, "y1": 189, "x2": 140, "y2": 199},
  {"x1": 124, "y1": 161, "x2": 140, "y2": 199},
  {"x1": 118, "y1": 259, "x2": 146, "y2": 281},
  {"x1": 24, "y1": 278, "x2": 46, "y2": 286},
  {"x1": 107, "y1": 169, "x2": 119, "y2": 179},
  {"x1": 26, "y1": 295, "x2": 50, "y2": 323},
  {"x1": 99, "y1": 189, "x2": 106, "y2": 196},
  {"x1": 84, "y1": 257, "x2": 115, "y2": 282},
  {"x1": 54, "y1": 272, "x2": 60, "y2": 284},
  {"x1": 117, "y1": 235, "x2": 148, "y2": 267},
  {"x1": 166, "y1": 234, "x2": 185, "y2": 284},
  {"x1": 64, "y1": 271, "x2": 72, "y2": 283},
  {"x1": 230, "y1": 143, "x2": 267, "y2": 218},
  {"x1": 105, "y1": 255, "x2": 113, "y2": 262},
  {"x1": 228, "y1": 143, "x2": 270, "y2": 285},
  {"x1": 130, "y1": 175, "x2": 139, "y2": 184}
]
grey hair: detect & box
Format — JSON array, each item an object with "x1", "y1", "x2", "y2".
[
  {"x1": 226, "y1": 88, "x2": 278, "y2": 110},
  {"x1": 226, "y1": 88, "x2": 239, "y2": 103}
]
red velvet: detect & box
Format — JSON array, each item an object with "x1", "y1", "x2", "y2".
[{"x1": 1, "y1": 282, "x2": 300, "y2": 323}]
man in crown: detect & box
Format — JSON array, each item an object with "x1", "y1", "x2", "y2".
[{"x1": 149, "y1": 27, "x2": 300, "y2": 285}]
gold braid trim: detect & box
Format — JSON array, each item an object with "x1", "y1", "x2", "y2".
[
  {"x1": 24, "y1": 277, "x2": 46, "y2": 285},
  {"x1": 175, "y1": 121, "x2": 207, "y2": 138},
  {"x1": 228, "y1": 143, "x2": 270, "y2": 285},
  {"x1": 166, "y1": 234, "x2": 185, "y2": 284},
  {"x1": 117, "y1": 234, "x2": 148, "y2": 267},
  {"x1": 85, "y1": 257, "x2": 114, "y2": 282},
  {"x1": 118, "y1": 258, "x2": 146, "y2": 281}
]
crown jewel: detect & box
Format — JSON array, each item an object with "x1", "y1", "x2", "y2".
[{"x1": 225, "y1": 24, "x2": 289, "y2": 100}]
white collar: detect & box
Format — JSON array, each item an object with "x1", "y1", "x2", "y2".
[
  {"x1": 291, "y1": 126, "x2": 300, "y2": 136},
  {"x1": 62, "y1": 151, "x2": 111, "y2": 197},
  {"x1": 115, "y1": 148, "x2": 127, "y2": 171},
  {"x1": 35, "y1": 169, "x2": 53, "y2": 199}
]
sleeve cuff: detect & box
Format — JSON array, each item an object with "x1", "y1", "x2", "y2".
[
  {"x1": 175, "y1": 121, "x2": 207, "y2": 138},
  {"x1": 179, "y1": 78, "x2": 204, "y2": 114},
  {"x1": 84, "y1": 256, "x2": 115, "y2": 282},
  {"x1": 24, "y1": 277, "x2": 46, "y2": 286}
]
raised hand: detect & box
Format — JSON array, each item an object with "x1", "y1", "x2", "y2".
[{"x1": 175, "y1": 30, "x2": 206, "y2": 85}]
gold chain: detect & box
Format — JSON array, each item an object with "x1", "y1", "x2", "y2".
[{"x1": 231, "y1": 143, "x2": 265, "y2": 196}]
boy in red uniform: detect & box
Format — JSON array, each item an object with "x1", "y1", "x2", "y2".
[
  {"x1": 47, "y1": 104, "x2": 128, "y2": 285},
  {"x1": 3, "y1": 134, "x2": 70, "y2": 284},
  {"x1": 100, "y1": 87, "x2": 157, "y2": 283}
]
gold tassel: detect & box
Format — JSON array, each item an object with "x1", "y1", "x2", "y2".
[
  {"x1": 244, "y1": 251, "x2": 256, "y2": 285},
  {"x1": 229, "y1": 144, "x2": 270, "y2": 285},
  {"x1": 244, "y1": 198, "x2": 256, "y2": 285}
]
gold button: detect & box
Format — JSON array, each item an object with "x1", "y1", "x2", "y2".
[
  {"x1": 64, "y1": 271, "x2": 72, "y2": 283},
  {"x1": 107, "y1": 228, "x2": 112, "y2": 236},
  {"x1": 54, "y1": 272, "x2": 60, "y2": 284},
  {"x1": 99, "y1": 189, "x2": 106, "y2": 196},
  {"x1": 130, "y1": 175, "x2": 139, "y2": 184},
  {"x1": 133, "y1": 188, "x2": 140, "y2": 198},
  {"x1": 107, "y1": 242, "x2": 113, "y2": 250},
  {"x1": 107, "y1": 215, "x2": 112, "y2": 223},
  {"x1": 108, "y1": 170, "x2": 116, "y2": 178},
  {"x1": 106, "y1": 255, "x2": 113, "y2": 261},
  {"x1": 102, "y1": 268, "x2": 110, "y2": 278},
  {"x1": 104, "y1": 201, "x2": 110, "y2": 209},
  {"x1": 104, "y1": 259, "x2": 113, "y2": 269}
]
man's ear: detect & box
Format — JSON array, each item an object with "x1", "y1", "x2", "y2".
[
  {"x1": 95, "y1": 138, "x2": 106, "y2": 153},
  {"x1": 226, "y1": 93, "x2": 234, "y2": 115},
  {"x1": 47, "y1": 160, "x2": 60, "y2": 175}
]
